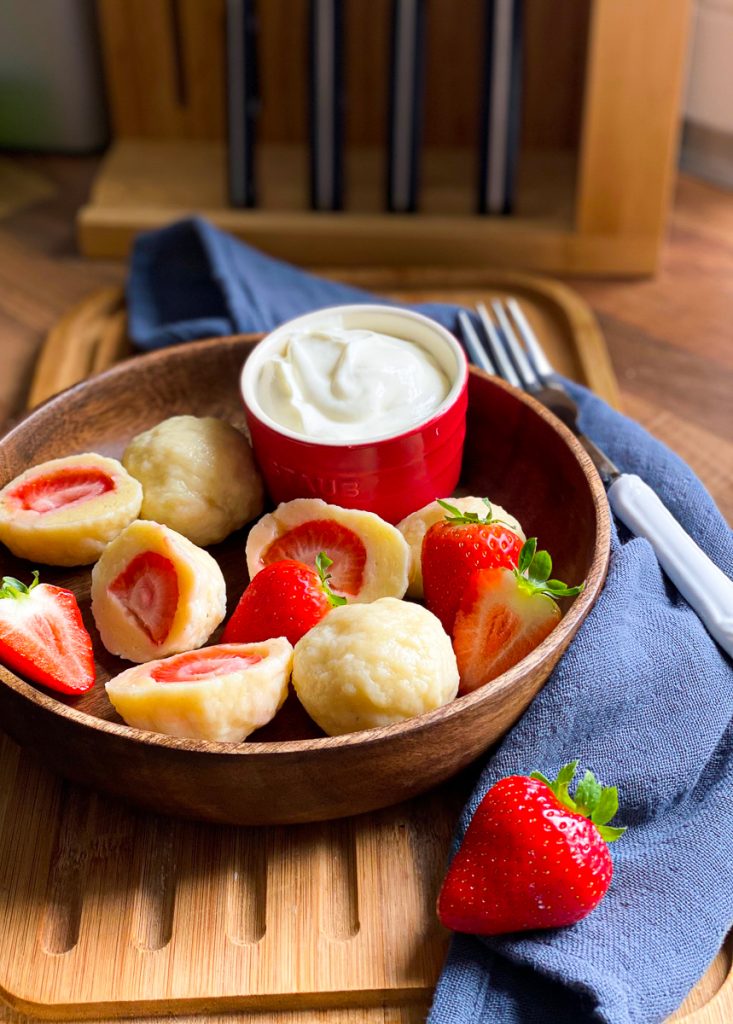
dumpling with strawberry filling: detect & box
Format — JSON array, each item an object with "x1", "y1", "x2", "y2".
[
  {"x1": 0, "y1": 453, "x2": 142, "y2": 566},
  {"x1": 91, "y1": 520, "x2": 226, "y2": 663},
  {"x1": 105, "y1": 639, "x2": 293, "y2": 742},
  {"x1": 246, "y1": 498, "x2": 409, "y2": 603}
]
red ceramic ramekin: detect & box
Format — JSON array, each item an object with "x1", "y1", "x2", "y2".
[{"x1": 240, "y1": 305, "x2": 468, "y2": 524}]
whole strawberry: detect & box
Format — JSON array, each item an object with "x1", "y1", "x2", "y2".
[
  {"x1": 422, "y1": 499, "x2": 523, "y2": 634},
  {"x1": 221, "y1": 552, "x2": 346, "y2": 647},
  {"x1": 437, "y1": 761, "x2": 626, "y2": 935}
]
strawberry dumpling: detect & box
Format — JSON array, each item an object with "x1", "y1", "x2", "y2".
[
  {"x1": 91, "y1": 520, "x2": 226, "y2": 663},
  {"x1": 0, "y1": 453, "x2": 142, "y2": 566},
  {"x1": 397, "y1": 496, "x2": 524, "y2": 599},
  {"x1": 246, "y1": 498, "x2": 410, "y2": 603},
  {"x1": 105, "y1": 638, "x2": 293, "y2": 742}
]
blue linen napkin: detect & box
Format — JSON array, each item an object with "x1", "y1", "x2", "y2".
[{"x1": 128, "y1": 217, "x2": 733, "y2": 1024}]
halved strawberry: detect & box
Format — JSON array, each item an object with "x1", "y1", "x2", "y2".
[
  {"x1": 0, "y1": 572, "x2": 95, "y2": 694},
  {"x1": 109, "y1": 551, "x2": 179, "y2": 646},
  {"x1": 261, "y1": 519, "x2": 366, "y2": 596},
  {"x1": 453, "y1": 539, "x2": 584, "y2": 694},
  {"x1": 8, "y1": 467, "x2": 114, "y2": 514},
  {"x1": 151, "y1": 648, "x2": 262, "y2": 683}
]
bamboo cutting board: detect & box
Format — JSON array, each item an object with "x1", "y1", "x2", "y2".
[{"x1": 1, "y1": 270, "x2": 730, "y2": 1023}]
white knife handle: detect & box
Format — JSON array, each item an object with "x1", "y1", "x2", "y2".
[{"x1": 608, "y1": 474, "x2": 733, "y2": 659}]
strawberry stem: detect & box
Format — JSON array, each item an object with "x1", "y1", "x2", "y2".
[
  {"x1": 315, "y1": 552, "x2": 347, "y2": 608},
  {"x1": 514, "y1": 539, "x2": 584, "y2": 600},
  {"x1": 437, "y1": 497, "x2": 511, "y2": 528},
  {"x1": 0, "y1": 571, "x2": 40, "y2": 601},
  {"x1": 530, "y1": 761, "x2": 627, "y2": 842}
]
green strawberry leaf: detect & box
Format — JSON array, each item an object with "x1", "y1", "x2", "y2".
[
  {"x1": 596, "y1": 823, "x2": 627, "y2": 843},
  {"x1": 436, "y1": 497, "x2": 512, "y2": 528},
  {"x1": 518, "y1": 538, "x2": 537, "y2": 574},
  {"x1": 544, "y1": 579, "x2": 585, "y2": 597},
  {"x1": 514, "y1": 540, "x2": 585, "y2": 603},
  {"x1": 591, "y1": 786, "x2": 620, "y2": 826},
  {"x1": 529, "y1": 770, "x2": 553, "y2": 789},
  {"x1": 554, "y1": 760, "x2": 579, "y2": 807},
  {"x1": 315, "y1": 552, "x2": 347, "y2": 608},
  {"x1": 528, "y1": 550, "x2": 552, "y2": 585},
  {"x1": 530, "y1": 762, "x2": 627, "y2": 843},
  {"x1": 574, "y1": 770, "x2": 602, "y2": 816},
  {"x1": 0, "y1": 571, "x2": 40, "y2": 600}
]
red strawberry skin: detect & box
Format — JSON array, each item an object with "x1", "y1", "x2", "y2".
[
  {"x1": 222, "y1": 559, "x2": 332, "y2": 646},
  {"x1": 422, "y1": 521, "x2": 522, "y2": 634},
  {"x1": 0, "y1": 580, "x2": 95, "y2": 695},
  {"x1": 437, "y1": 775, "x2": 613, "y2": 935}
]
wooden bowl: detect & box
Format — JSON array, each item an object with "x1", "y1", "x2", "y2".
[{"x1": 0, "y1": 336, "x2": 610, "y2": 825}]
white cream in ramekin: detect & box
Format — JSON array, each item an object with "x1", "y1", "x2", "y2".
[{"x1": 256, "y1": 324, "x2": 450, "y2": 442}]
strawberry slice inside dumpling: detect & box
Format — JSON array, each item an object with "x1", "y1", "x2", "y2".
[
  {"x1": 105, "y1": 638, "x2": 293, "y2": 742},
  {"x1": 109, "y1": 551, "x2": 179, "y2": 645},
  {"x1": 0, "y1": 453, "x2": 142, "y2": 567},
  {"x1": 91, "y1": 520, "x2": 226, "y2": 664},
  {"x1": 246, "y1": 498, "x2": 410, "y2": 603},
  {"x1": 262, "y1": 519, "x2": 366, "y2": 596},
  {"x1": 151, "y1": 649, "x2": 262, "y2": 683},
  {"x1": 10, "y1": 467, "x2": 114, "y2": 514}
]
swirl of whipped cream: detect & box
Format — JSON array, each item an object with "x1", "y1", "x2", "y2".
[{"x1": 257, "y1": 327, "x2": 450, "y2": 442}]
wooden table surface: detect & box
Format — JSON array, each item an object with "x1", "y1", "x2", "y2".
[
  {"x1": 0, "y1": 155, "x2": 731, "y2": 523},
  {"x1": 0, "y1": 156, "x2": 731, "y2": 1022}
]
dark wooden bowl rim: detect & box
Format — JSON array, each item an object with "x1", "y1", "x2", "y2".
[{"x1": 0, "y1": 336, "x2": 610, "y2": 758}]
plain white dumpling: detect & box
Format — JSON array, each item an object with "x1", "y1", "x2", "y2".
[
  {"x1": 123, "y1": 415, "x2": 264, "y2": 546},
  {"x1": 292, "y1": 597, "x2": 459, "y2": 735}
]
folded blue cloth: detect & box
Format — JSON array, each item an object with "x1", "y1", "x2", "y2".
[{"x1": 128, "y1": 218, "x2": 733, "y2": 1024}]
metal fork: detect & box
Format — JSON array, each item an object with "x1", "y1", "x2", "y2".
[{"x1": 458, "y1": 299, "x2": 733, "y2": 659}]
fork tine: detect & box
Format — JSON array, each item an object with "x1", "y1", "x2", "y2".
[
  {"x1": 458, "y1": 311, "x2": 496, "y2": 374},
  {"x1": 490, "y1": 299, "x2": 539, "y2": 389},
  {"x1": 505, "y1": 298, "x2": 556, "y2": 380},
  {"x1": 475, "y1": 302, "x2": 521, "y2": 388}
]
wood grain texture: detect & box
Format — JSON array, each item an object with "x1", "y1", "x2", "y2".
[
  {"x1": 94, "y1": 0, "x2": 585, "y2": 150},
  {"x1": 576, "y1": 0, "x2": 691, "y2": 240},
  {"x1": 85, "y1": 0, "x2": 691, "y2": 272},
  {"x1": 0, "y1": 156, "x2": 731, "y2": 1021},
  {"x1": 0, "y1": 340, "x2": 610, "y2": 827},
  {"x1": 97, "y1": 0, "x2": 226, "y2": 140},
  {"x1": 0, "y1": 726, "x2": 463, "y2": 1018},
  {"x1": 77, "y1": 138, "x2": 668, "y2": 273}
]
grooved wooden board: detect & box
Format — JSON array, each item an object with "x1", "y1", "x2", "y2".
[{"x1": 1, "y1": 270, "x2": 729, "y2": 1022}]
